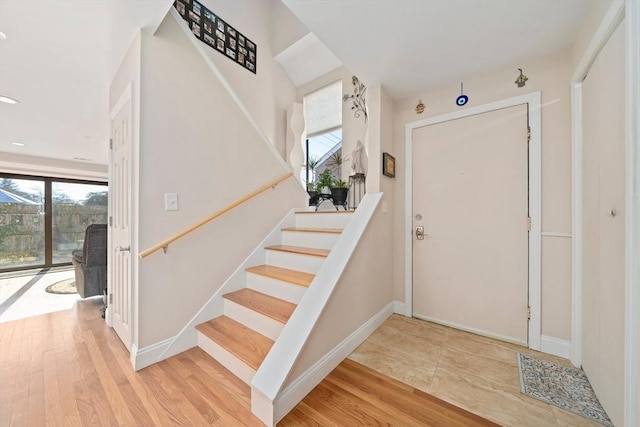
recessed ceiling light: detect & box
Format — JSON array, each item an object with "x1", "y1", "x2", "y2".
[
  {"x1": 0, "y1": 95, "x2": 19, "y2": 104},
  {"x1": 0, "y1": 31, "x2": 6, "y2": 41},
  {"x1": 12, "y1": 142, "x2": 25, "y2": 146}
]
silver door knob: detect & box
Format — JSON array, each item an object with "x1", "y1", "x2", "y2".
[
  {"x1": 117, "y1": 245, "x2": 130, "y2": 252},
  {"x1": 608, "y1": 209, "x2": 617, "y2": 217},
  {"x1": 415, "y1": 226, "x2": 425, "y2": 240}
]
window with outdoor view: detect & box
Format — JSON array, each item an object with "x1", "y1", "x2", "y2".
[
  {"x1": 0, "y1": 175, "x2": 107, "y2": 272},
  {"x1": 303, "y1": 80, "x2": 343, "y2": 192},
  {"x1": 52, "y1": 182, "x2": 108, "y2": 264},
  {"x1": 0, "y1": 177, "x2": 45, "y2": 269}
]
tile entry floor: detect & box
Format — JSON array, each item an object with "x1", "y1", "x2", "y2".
[{"x1": 349, "y1": 315, "x2": 602, "y2": 427}]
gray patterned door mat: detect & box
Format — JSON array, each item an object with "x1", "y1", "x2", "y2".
[{"x1": 517, "y1": 353, "x2": 613, "y2": 426}]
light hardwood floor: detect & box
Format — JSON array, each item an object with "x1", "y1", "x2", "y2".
[{"x1": 0, "y1": 299, "x2": 497, "y2": 426}]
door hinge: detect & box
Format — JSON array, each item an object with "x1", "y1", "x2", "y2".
[
  {"x1": 527, "y1": 127, "x2": 531, "y2": 143},
  {"x1": 527, "y1": 216, "x2": 531, "y2": 231},
  {"x1": 527, "y1": 306, "x2": 531, "y2": 320},
  {"x1": 109, "y1": 216, "x2": 113, "y2": 226},
  {"x1": 109, "y1": 294, "x2": 113, "y2": 304},
  {"x1": 109, "y1": 138, "x2": 113, "y2": 149}
]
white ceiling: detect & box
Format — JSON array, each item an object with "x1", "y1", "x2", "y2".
[
  {"x1": 0, "y1": 0, "x2": 172, "y2": 166},
  {"x1": 282, "y1": 0, "x2": 594, "y2": 100},
  {"x1": 0, "y1": 0, "x2": 594, "y2": 168}
]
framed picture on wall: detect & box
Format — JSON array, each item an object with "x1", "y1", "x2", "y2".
[
  {"x1": 382, "y1": 152, "x2": 395, "y2": 178},
  {"x1": 174, "y1": 0, "x2": 257, "y2": 74}
]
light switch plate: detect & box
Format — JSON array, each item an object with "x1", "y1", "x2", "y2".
[{"x1": 165, "y1": 193, "x2": 179, "y2": 211}]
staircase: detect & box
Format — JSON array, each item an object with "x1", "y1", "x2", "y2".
[{"x1": 194, "y1": 210, "x2": 353, "y2": 414}]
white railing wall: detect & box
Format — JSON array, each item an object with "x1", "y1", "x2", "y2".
[{"x1": 251, "y1": 193, "x2": 392, "y2": 425}]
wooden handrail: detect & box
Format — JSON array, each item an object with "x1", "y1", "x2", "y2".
[{"x1": 139, "y1": 172, "x2": 293, "y2": 259}]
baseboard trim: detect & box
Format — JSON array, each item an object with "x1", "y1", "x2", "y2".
[
  {"x1": 540, "y1": 335, "x2": 571, "y2": 359},
  {"x1": 393, "y1": 300, "x2": 406, "y2": 315},
  {"x1": 272, "y1": 301, "x2": 393, "y2": 423},
  {"x1": 131, "y1": 337, "x2": 175, "y2": 371}
]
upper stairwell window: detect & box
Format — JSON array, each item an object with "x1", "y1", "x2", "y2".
[{"x1": 302, "y1": 80, "x2": 343, "y2": 188}]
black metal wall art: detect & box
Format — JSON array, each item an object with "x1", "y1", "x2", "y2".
[{"x1": 174, "y1": 0, "x2": 257, "y2": 74}]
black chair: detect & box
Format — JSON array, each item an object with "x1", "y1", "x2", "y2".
[{"x1": 71, "y1": 224, "x2": 107, "y2": 298}]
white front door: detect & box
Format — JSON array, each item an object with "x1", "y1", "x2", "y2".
[
  {"x1": 412, "y1": 104, "x2": 529, "y2": 344},
  {"x1": 108, "y1": 86, "x2": 133, "y2": 351}
]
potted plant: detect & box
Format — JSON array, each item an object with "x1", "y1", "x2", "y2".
[
  {"x1": 304, "y1": 157, "x2": 320, "y2": 206},
  {"x1": 330, "y1": 179, "x2": 349, "y2": 209},
  {"x1": 315, "y1": 169, "x2": 335, "y2": 195},
  {"x1": 326, "y1": 151, "x2": 346, "y2": 176}
]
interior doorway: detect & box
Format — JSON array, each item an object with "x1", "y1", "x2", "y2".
[
  {"x1": 404, "y1": 92, "x2": 542, "y2": 350},
  {"x1": 108, "y1": 84, "x2": 133, "y2": 351},
  {"x1": 412, "y1": 104, "x2": 529, "y2": 345}
]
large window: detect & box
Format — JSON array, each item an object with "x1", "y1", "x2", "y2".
[
  {"x1": 303, "y1": 80, "x2": 343, "y2": 190},
  {"x1": 0, "y1": 174, "x2": 107, "y2": 272},
  {"x1": 0, "y1": 178, "x2": 45, "y2": 269}
]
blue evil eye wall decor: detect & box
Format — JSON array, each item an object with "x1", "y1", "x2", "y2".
[{"x1": 456, "y1": 83, "x2": 468, "y2": 106}]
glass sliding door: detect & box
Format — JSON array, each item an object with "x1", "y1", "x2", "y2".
[
  {"x1": 0, "y1": 178, "x2": 45, "y2": 269},
  {"x1": 51, "y1": 182, "x2": 108, "y2": 264},
  {"x1": 0, "y1": 174, "x2": 108, "y2": 272}
]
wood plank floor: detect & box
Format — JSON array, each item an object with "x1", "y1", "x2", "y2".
[{"x1": 0, "y1": 298, "x2": 497, "y2": 426}]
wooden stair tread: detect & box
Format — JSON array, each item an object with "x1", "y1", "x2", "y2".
[
  {"x1": 223, "y1": 288, "x2": 296, "y2": 323},
  {"x1": 281, "y1": 227, "x2": 343, "y2": 234},
  {"x1": 265, "y1": 245, "x2": 330, "y2": 258},
  {"x1": 246, "y1": 265, "x2": 314, "y2": 287},
  {"x1": 196, "y1": 316, "x2": 273, "y2": 370}
]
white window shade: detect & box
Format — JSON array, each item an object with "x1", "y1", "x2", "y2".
[{"x1": 303, "y1": 80, "x2": 342, "y2": 137}]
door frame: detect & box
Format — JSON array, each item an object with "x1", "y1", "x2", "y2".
[
  {"x1": 106, "y1": 82, "x2": 134, "y2": 348},
  {"x1": 404, "y1": 92, "x2": 542, "y2": 351},
  {"x1": 570, "y1": 1, "x2": 639, "y2": 424}
]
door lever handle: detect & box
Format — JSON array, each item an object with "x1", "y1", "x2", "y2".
[{"x1": 117, "y1": 245, "x2": 130, "y2": 252}]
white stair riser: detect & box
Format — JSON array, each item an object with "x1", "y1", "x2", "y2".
[
  {"x1": 282, "y1": 231, "x2": 340, "y2": 250},
  {"x1": 246, "y1": 273, "x2": 306, "y2": 304},
  {"x1": 197, "y1": 331, "x2": 255, "y2": 385},
  {"x1": 265, "y1": 250, "x2": 324, "y2": 274},
  {"x1": 295, "y1": 213, "x2": 353, "y2": 229},
  {"x1": 223, "y1": 299, "x2": 284, "y2": 341}
]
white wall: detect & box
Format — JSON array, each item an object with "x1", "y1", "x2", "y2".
[
  {"x1": 393, "y1": 50, "x2": 573, "y2": 342},
  {"x1": 196, "y1": 0, "x2": 298, "y2": 160},
  {"x1": 108, "y1": 13, "x2": 307, "y2": 350},
  {"x1": 270, "y1": 0, "x2": 309, "y2": 57}
]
